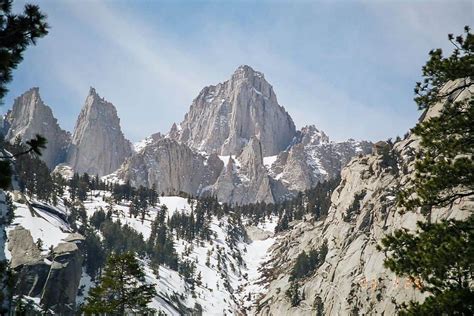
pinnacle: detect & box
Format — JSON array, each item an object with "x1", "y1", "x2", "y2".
[{"x1": 232, "y1": 65, "x2": 265, "y2": 80}]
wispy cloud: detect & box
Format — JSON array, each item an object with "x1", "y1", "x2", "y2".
[{"x1": 3, "y1": 0, "x2": 472, "y2": 143}]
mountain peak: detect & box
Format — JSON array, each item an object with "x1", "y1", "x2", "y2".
[
  {"x1": 5, "y1": 88, "x2": 70, "y2": 168},
  {"x1": 67, "y1": 90, "x2": 132, "y2": 176},
  {"x1": 171, "y1": 65, "x2": 296, "y2": 156},
  {"x1": 300, "y1": 125, "x2": 330, "y2": 145},
  {"x1": 26, "y1": 86, "x2": 40, "y2": 96},
  {"x1": 232, "y1": 65, "x2": 265, "y2": 81},
  {"x1": 86, "y1": 87, "x2": 108, "y2": 105}
]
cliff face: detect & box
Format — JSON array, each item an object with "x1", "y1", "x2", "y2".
[
  {"x1": 252, "y1": 80, "x2": 473, "y2": 315},
  {"x1": 121, "y1": 67, "x2": 370, "y2": 204},
  {"x1": 67, "y1": 88, "x2": 132, "y2": 176},
  {"x1": 268, "y1": 125, "x2": 373, "y2": 192},
  {"x1": 8, "y1": 226, "x2": 84, "y2": 314},
  {"x1": 211, "y1": 137, "x2": 277, "y2": 205},
  {"x1": 5, "y1": 88, "x2": 70, "y2": 169},
  {"x1": 171, "y1": 65, "x2": 297, "y2": 156},
  {"x1": 116, "y1": 138, "x2": 223, "y2": 196}
]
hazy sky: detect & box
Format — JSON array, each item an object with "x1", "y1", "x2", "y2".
[{"x1": 2, "y1": 0, "x2": 472, "y2": 143}]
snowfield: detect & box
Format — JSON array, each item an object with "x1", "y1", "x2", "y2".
[
  {"x1": 3, "y1": 190, "x2": 277, "y2": 315},
  {"x1": 5, "y1": 199, "x2": 71, "y2": 258}
]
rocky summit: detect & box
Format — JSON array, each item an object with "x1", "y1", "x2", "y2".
[
  {"x1": 4, "y1": 88, "x2": 70, "y2": 169},
  {"x1": 1, "y1": 66, "x2": 370, "y2": 204},
  {"x1": 67, "y1": 87, "x2": 133, "y2": 176},
  {"x1": 170, "y1": 65, "x2": 297, "y2": 156},
  {"x1": 120, "y1": 65, "x2": 371, "y2": 204}
]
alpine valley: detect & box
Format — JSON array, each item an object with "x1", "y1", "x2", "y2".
[{"x1": 0, "y1": 66, "x2": 471, "y2": 315}]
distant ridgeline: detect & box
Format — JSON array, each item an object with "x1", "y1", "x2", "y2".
[{"x1": 1, "y1": 66, "x2": 372, "y2": 206}]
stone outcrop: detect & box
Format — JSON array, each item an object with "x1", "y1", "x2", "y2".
[
  {"x1": 4, "y1": 88, "x2": 70, "y2": 169},
  {"x1": 8, "y1": 227, "x2": 84, "y2": 314},
  {"x1": 117, "y1": 138, "x2": 223, "y2": 196},
  {"x1": 40, "y1": 241, "x2": 84, "y2": 313},
  {"x1": 120, "y1": 67, "x2": 371, "y2": 204},
  {"x1": 211, "y1": 137, "x2": 277, "y2": 204},
  {"x1": 269, "y1": 125, "x2": 373, "y2": 191},
  {"x1": 252, "y1": 80, "x2": 473, "y2": 315},
  {"x1": 170, "y1": 65, "x2": 297, "y2": 156},
  {"x1": 7, "y1": 226, "x2": 43, "y2": 269},
  {"x1": 67, "y1": 88, "x2": 132, "y2": 176}
]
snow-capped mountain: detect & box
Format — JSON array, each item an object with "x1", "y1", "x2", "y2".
[
  {"x1": 1, "y1": 77, "x2": 471, "y2": 314},
  {"x1": 1, "y1": 66, "x2": 370, "y2": 205},
  {"x1": 119, "y1": 66, "x2": 371, "y2": 204},
  {"x1": 268, "y1": 125, "x2": 373, "y2": 192}
]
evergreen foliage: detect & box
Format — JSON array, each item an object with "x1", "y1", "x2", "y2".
[
  {"x1": 0, "y1": 0, "x2": 48, "y2": 101},
  {"x1": 147, "y1": 208, "x2": 179, "y2": 270},
  {"x1": 274, "y1": 177, "x2": 340, "y2": 232},
  {"x1": 290, "y1": 240, "x2": 328, "y2": 281},
  {"x1": 83, "y1": 252, "x2": 156, "y2": 314},
  {"x1": 399, "y1": 26, "x2": 474, "y2": 212},
  {"x1": 381, "y1": 216, "x2": 474, "y2": 314},
  {"x1": 285, "y1": 281, "x2": 302, "y2": 307},
  {"x1": 343, "y1": 190, "x2": 366, "y2": 222},
  {"x1": 381, "y1": 27, "x2": 474, "y2": 315}
]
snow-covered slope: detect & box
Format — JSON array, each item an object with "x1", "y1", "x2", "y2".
[
  {"x1": 79, "y1": 191, "x2": 278, "y2": 314},
  {"x1": 5, "y1": 199, "x2": 72, "y2": 259},
  {"x1": 2, "y1": 189, "x2": 278, "y2": 315}
]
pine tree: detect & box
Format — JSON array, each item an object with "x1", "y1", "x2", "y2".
[
  {"x1": 0, "y1": 0, "x2": 48, "y2": 100},
  {"x1": 381, "y1": 27, "x2": 474, "y2": 315},
  {"x1": 83, "y1": 252, "x2": 156, "y2": 314},
  {"x1": 285, "y1": 282, "x2": 302, "y2": 307},
  {"x1": 399, "y1": 26, "x2": 473, "y2": 212},
  {"x1": 381, "y1": 216, "x2": 474, "y2": 314},
  {"x1": 0, "y1": 0, "x2": 48, "y2": 189},
  {"x1": 290, "y1": 251, "x2": 310, "y2": 281}
]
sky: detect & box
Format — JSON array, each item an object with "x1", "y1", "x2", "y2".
[{"x1": 2, "y1": 0, "x2": 472, "y2": 143}]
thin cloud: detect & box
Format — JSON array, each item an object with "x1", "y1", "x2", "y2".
[{"x1": 3, "y1": 0, "x2": 471, "y2": 143}]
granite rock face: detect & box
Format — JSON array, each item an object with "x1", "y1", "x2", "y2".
[
  {"x1": 120, "y1": 67, "x2": 371, "y2": 204},
  {"x1": 269, "y1": 125, "x2": 373, "y2": 192},
  {"x1": 67, "y1": 88, "x2": 132, "y2": 176},
  {"x1": 252, "y1": 80, "x2": 473, "y2": 316},
  {"x1": 5, "y1": 88, "x2": 70, "y2": 169},
  {"x1": 117, "y1": 138, "x2": 223, "y2": 196},
  {"x1": 171, "y1": 65, "x2": 297, "y2": 156},
  {"x1": 8, "y1": 227, "x2": 84, "y2": 314},
  {"x1": 255, "y1": 137, "x2": 471, "y2": 316},
  {"x1": 211, "y1": 137, "x2": 277, "y2": 204}
]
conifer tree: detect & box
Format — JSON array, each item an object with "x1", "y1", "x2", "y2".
[
  {"x1": 286, "y1": 282, "x2": 302, "y2": 307},
  {"x1": 381, "y1": 26, "x2": 474, "y2": 315},
  {"x1": 0, "y1": 0, "x2": 48, "y2": 100},
  {"x1": 83, "y1": 252, "x2": 156, "y2": 314},
  {"x1": 399, "y1": 26, "x2": 473, "y2": 212},
  {"x1": 0, "y1": 0, "x2": 49, "y2": 190}
]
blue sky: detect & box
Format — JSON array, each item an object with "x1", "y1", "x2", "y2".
[{"x1": 3, "y1": 0, "x2": 472, "y2": 143}]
